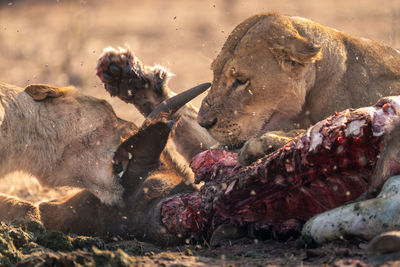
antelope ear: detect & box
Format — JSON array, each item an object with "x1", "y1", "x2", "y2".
[
  {"x1": 25, "y1": 84, "x2": 64, "y2": 101},
  {"x1": 271, "y1": 35, "x2": 321, "y2": 69}
]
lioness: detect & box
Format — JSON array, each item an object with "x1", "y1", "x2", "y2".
[
  {"x1": 195, "y1": 12, "x2": 400, "y2": 164},
  {"x1": 97, "y1": 13, "x2": 400, "y2": 167},
  {"x1": 0, "y1": 82, "x2": 137, "y2": 205},
  {"x1": 0, "y1": 80, "x2": 209, "y2": 245}
]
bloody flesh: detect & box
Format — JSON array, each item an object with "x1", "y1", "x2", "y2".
[{"x1": 161, "y1": 102, "x2": 399, "y2": 240}]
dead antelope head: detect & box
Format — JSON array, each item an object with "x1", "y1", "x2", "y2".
[{"x1": 113, "y1": 83, "x2": 211, "y2": 194}]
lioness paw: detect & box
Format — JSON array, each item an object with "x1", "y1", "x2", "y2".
[
  {"x1": 97, "y1": 46, "x2": 170, "y2": 116},
  {"x1": 238, "y1": 137, "x2": 271, "y2": 166},
  {"x1": 96, "y1": 47, "x2": 147, "y2": 99},
  {"x1": 238, "y1": 131, "x2": 301, "y2": 165}
]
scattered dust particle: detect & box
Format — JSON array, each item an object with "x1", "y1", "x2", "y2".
[
  {"x1": 173, "y1": 16, "x2": 177, "y2": 19},
  {"x1": 250, "y1": 190, "x2": 256, "y2": 196}
]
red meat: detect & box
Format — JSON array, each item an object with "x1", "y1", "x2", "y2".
[{"x1": 161, "y1": 99, "x2": 400, "y2": 240}]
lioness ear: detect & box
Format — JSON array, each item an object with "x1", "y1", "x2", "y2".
[
  {"x1": 271, "y1": 35, "x2": 321, "y2": 69},
  {"x1": 24, "y1": 84, "x2": 64, "y2": 101}
]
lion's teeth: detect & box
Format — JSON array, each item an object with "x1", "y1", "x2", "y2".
[
  {"x1": 128, "y1": 152, "x2": 132, "y2": 160},
  {"x1": 118, "y1": 171, "x2": 124, "y2": 178}
]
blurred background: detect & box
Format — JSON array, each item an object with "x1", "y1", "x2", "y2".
[{"x1": 0, "y1": 0, "x2": 399, "y2": 202}]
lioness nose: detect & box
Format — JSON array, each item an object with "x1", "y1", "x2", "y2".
[{"x1": 198, "y1": 117, "x2": 217, "y2": 129}]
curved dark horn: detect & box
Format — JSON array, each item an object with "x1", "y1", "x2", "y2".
[{"x1": 142, "y1": 82, "x2": 211, "y2": 126}]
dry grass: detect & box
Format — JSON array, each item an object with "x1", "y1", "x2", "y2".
[{"x1": 0, "y1": 0, "x2": 399, "y2": 202}]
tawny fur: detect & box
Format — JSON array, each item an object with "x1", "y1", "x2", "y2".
[
  {"x1": 0, "y1": 82, "x2": 137, "y2": 205},
  {"x1": 0, "y1": 81, "x2": 201, "y2": 245},
  {"x1": 197, "y1": 12, "x2": 400, "y2": 162}
]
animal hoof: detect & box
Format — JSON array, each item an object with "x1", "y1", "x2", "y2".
[{"x1": 367, "y1": 231, "x2": 400, "y2": 254}]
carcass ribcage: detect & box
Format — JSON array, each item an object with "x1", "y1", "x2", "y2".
[
  {"x1": 214, "y1": 115, "x2": 381, "y2": 230},
  {"x1": 161, "y1": 99, "x2": 400, "y2": 239}
]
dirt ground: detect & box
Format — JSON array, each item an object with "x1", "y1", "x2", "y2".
[{"x1": 1, "y1": 0, "x2": 400, "y2": 266}]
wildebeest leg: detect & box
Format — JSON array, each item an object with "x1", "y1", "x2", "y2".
[
  {"x1": 96, "y1": 47, "x2": 218, "y2": 161},
  {"x1": 39, "y1": 190, "x2": 128, "y2": 239},
  {"x1": 0, "y1": 193, "x2": 40, "y2": 221},
  {"x1": 302, "y1": 175, "x2": 400, "y2": 244}
]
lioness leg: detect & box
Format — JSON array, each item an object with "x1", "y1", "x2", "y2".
[
  {"x1": 238, "y1": 129, "x2": 306, "y2": 165},
  {"x1": 0, "y1": 193, "x2": 40, "y2": 221},
  {"x1": 96, "y1": 47, "x2": 217, "y2": 161}
]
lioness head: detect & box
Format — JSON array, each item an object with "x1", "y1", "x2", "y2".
[
  {"x1": 198, "y1": 13, "x2": 321, "y2": 147},
  {"x1": 24, "y1": 84, "x2": 137, "y2": 205}
]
